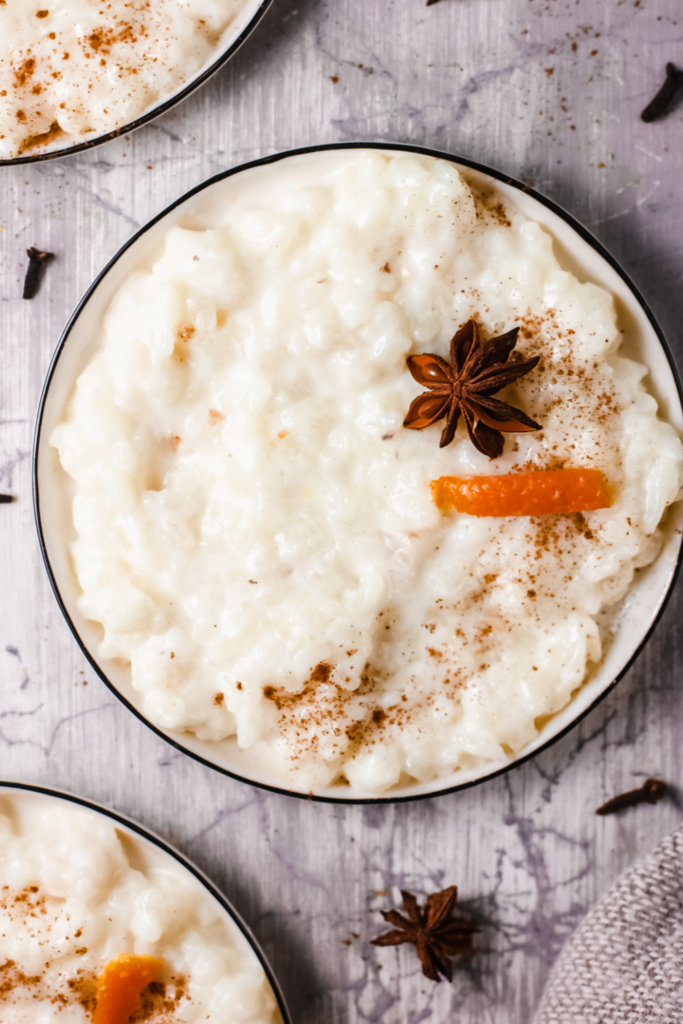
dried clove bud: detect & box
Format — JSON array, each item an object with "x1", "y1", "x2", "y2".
[
  {"x1": 641, "y1": 64, "x2": 683, "y2": 123},
  {"x1": 596, "y1": 778, "x2": 667, "y2": 816},
  {"x1": 23, "y1": 247, "x2": 55, "y2": 300},
  {"x1": 426, "y1": 0, "x2": 444, "y2": 6},
  {"x1": 0, "y1": 495, "x2": 13, "y2": 505}
]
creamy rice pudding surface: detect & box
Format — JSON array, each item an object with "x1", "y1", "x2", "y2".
[
  {"x1": 51, "y1": 151, "x2": 683, "y2": 793},
  {"x1": 0, "y1": 0, "x2": 249, "y2": 159},
  {"x1": 0, "y1": 794, "x2": 280, "y2": 1021}
]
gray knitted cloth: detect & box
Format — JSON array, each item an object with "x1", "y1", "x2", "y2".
[{"x1": 533, "y1": 824, "x2": 683, "y2": 1023}]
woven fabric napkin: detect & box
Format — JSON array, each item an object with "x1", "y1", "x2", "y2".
[{"x1": 533, "y1": 823, "x2": 683, "y2": 1023}]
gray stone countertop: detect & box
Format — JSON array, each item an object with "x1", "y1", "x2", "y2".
[{"x1": 1, "y1": 0, "x2": 683, "y2": 1021}]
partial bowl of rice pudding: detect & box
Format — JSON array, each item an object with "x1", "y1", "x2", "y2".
[
  {"x1": 34, "y1": 144, "x2": 683, "y2": 801},
  {"x1": 0, "y1": 0, "x2": 272, "y2": 163},
  {"x1": 0, "y1": 781, "x2": 288, "y2": 1022}
]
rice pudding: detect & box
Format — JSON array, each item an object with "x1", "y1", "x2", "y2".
[
  {"x1": 50, "y1": 150, "x2": 683, "y2": 794},
  {"x1": 0, "y1": 790, "x2": 282, "y2": 1022},
  {"x1": 0, "y1": 0, "x2": 252, "y2": 159}
]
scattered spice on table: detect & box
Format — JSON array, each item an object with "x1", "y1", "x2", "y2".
[
  {"x1": 403, "y1": 318, "x2": 540, "y2": 457},
  {"x1": 0, "y1": 495, "x2": 13, "y2": 505},
  {"x1": 596, "y1": 778, "x2": 667, "y2": 816},
  {"x1": 641, "y1": 64, "x2": 683, "y2": 122},
  {"x1": 23, "y1": 247, "x2": 55, "y2": 300},
  {"x1": 371, "y1": 885, "x2": 477, "y2": 982}
]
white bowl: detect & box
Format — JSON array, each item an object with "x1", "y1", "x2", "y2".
[
  {"x1": 0, "y1": 780, "x2": 290, "y2": 1021},
  {"x1": 0, "y1": 0, "x2": 272, "y2": 166},
  {"x1": 33, "y1": 143, "x2": 683, "y2": 803}
]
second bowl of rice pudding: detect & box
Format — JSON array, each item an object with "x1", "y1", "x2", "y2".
[
  {"x1": 35, "y1": 144, "x2": 683, "y2": 800},
  {"x1": 0, "y1": 0, "x2": 272, "y2": 163},
  {"x1": 0, "y1": 783, "x2": 288, "y2": 1022}
]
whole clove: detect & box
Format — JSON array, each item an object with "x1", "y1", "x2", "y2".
[
  {"x1": 426, "y1": 0, "x2": 444, "y2": 6},
  {"x1": 596, "y1": 778, "x2": 667, "y2": 816},
  {"x1": 0, "y1": 495, "x2": 13, "y2": 505},
  {"x1": 23, "y1": 247, "x2": 55, "y2": 300},
  {"x1": 641, "y1": 64, "x2": 683, "y2": 123}
]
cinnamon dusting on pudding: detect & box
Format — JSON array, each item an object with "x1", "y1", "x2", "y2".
[
  {"x1": 470, "y1": 185, "x2": 512, "y2": 227},
  {"x1": 129, "y1": 974, "x2": 189, "y2": 1021},
  {"x1": 18, "y1": 120, "x2": 66, "y2": 153},
  {"x1": 263, "y1": 659, "x2": 467, "y2": 766}
]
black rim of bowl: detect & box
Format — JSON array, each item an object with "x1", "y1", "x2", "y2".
[
  {"x1": 0, "y1": 0, "x2": 273, "y2": 167},
  {"x1": 0, "y1": 779, "x2": 292, "y2": 1023},
  {"x1": 32, "y1": 141, "x2": 683, "y2": 805}
]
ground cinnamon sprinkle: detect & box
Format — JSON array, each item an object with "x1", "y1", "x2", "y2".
[
  {"x1": 0, "y1": 960, "x2": 42, "y2": 998},
  {"x1": 67, "y1": 973, "x2": 98, "y2": 1014},
  {"x1": 129, "y1": 974, "x2": 188, "y2": 1021},
  {"x1": 470, "y1": 185, "x2": 513, "y2": 227},
  {"x1": 13, "y1": 58, "x2": 37, "y2": 88},
  {"x1": 262, "y1": 657, "x2": 467, "y2": 765}
]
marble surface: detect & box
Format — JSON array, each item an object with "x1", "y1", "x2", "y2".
[{"x1": 2, "y1": 0, "x2": 683, "y2": 1021}]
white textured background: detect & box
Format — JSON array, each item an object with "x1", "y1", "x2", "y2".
[{"x1": 2, "y1": 1, "x2": 683, "y2": 1021}]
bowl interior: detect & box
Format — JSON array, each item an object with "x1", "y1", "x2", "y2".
[
  {"x1": 0, "y1": 782, "x2": 290, "y2": 1021},
  {"x1": 35, "y1": 145, "x2": 683, "y2": 801}
]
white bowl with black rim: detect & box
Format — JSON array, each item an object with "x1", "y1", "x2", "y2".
[
  {"x1": 33, "y1": 143, "x2": 683, "y2": 803},
  {"x1": 0, "y1": 0, "x2": 272, "y2": 166},
  {"x1": 0, "y1": 780, "x2": 291, "y2": 1022}
]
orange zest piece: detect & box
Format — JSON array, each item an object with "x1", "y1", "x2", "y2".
[
  {"x1": 431, "y1": 468, "x2": 613, "y2": 517},
  {"x1": 92, "y1": 954, "x2": 163, "y2": 1024}
]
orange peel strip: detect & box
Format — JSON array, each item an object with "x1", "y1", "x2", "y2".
[
  {"x1": 92, "y1": 954, "x2": 164, "y2": 1024},
  {"x1": 431, "y1": 468, "x2": 613, "y2": 517}
]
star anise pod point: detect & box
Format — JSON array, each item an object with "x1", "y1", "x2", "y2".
[{"x1": 403, "y1": 318, "x2": 541, "y2": 459}]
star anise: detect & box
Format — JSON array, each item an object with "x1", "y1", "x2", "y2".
[
  {"x1": 371, "y1": 886, "x2": 478, "y2": 983},
  {"x1": 403, "y1": 318, "x2": 541, "y2": 458}
]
